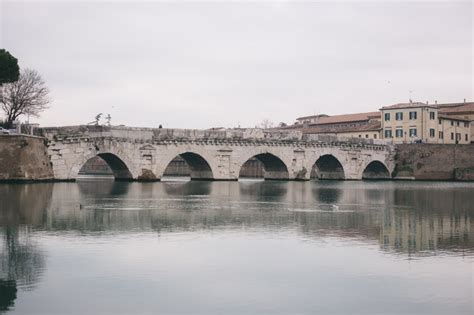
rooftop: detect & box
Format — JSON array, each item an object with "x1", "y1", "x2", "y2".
[
  {"x1": 300, "y1": 120, "x2": 382, "y2": 134},
  {"x1": 380, "y1": 102, "x2": 438, "y2": 110},
  {"x1": 381, "y1": 101, "x2": 474, "y2": 113},
  {"x1": 296, "y1": 111, "x2": 380, "y2": 125},
  {"x1": 438, "y1": 102, "x2": 474, "y2": 115},
  {"x1": 438, "y1": 114, "x2": 471, "y2": 122}
]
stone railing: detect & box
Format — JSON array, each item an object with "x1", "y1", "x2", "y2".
[{"x1": 38, "y1": 125, "x2": 392, "y2": 149}]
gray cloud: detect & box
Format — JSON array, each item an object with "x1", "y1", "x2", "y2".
[{"x1": 1, "y1": 1, "x2": 472, "y2": 128}]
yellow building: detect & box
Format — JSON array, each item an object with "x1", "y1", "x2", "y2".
[
  {"x1": 438, "y1": 101, "x2": 474, "y2": 140},
  {"x1": 380, "y1": 102, "x2": 471, "y2": 144},
  {"x1": 289, "y1": 101, "x2": 472, "y2": 144}
]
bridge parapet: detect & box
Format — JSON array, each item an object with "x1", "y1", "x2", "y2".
[
  {"x1": 39, "y1": 125, "x2": 392, "y2": 150},
  {"x1": 39, "y1": 125, "x2": 302, "y2": 141}
]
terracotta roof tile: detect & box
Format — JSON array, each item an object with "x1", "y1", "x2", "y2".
[
  {"x1": 300, "y1": 120, "x2": 381, "y2": 134},
  {"x1": 380, "y1": 102, "x2": 437, "y2": 110},
  {"x1": 438, "y1": 114, "x2": 471, "y2": 122},
  {"x1": 299, "y1": 111, "x2": 380, "y2": 125},
  {"x1": 438, "y1": 102, "x2": 474, "y2": 114}
]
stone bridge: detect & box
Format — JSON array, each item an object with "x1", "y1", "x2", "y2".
[{"x1": 39, "y1": 126, "x2": 395, "y2": 181}]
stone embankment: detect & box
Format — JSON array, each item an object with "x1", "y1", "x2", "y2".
[
  {"x1": 393, "y1": 144, "x2": 474, "y2": 181},
  {"x1": 0, "y1": 135, "x2": 54, "y2": 181}
]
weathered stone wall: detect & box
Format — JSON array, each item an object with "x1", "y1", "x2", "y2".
[
  {"x1": 38, "y1": 125, "x2": 391, "y2": 145},
  {"x1": 394, "y1": 144, "x2": 474, "y2": 181},
  {"x1": 40, "y1": 125, "x2": 395, "y2": 181},
  {"x1": 0, "y1": 135, "x2": 54, "y2": 181}
]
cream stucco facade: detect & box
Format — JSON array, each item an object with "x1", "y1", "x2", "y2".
[{"x1": 380, "y1": 103, "x2": 471, "y2": 144}]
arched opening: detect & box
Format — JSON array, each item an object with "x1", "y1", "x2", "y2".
[
  {"x1": 162, "y1": 156, "x2": 191, "y2": 179},
  {"x1": 362, "y1": 161, "x2": 390, "y2": 180},
  {"x1": 239, "y1": 158, "x2": 265, "y2": 179},
  {"x1": 78, "y1": 153, "x2": 133, "y2": 180},
  {"x1": 311, "y1": 155, "x2": 345, "y2": 180},
  {"x1": 239, "y1": 153, "x2": 289, "y2": 180},
  {"x1": 162, "y1": 152, "x2": 213, "y2": 180}
]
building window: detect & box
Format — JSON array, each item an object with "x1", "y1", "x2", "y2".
[
  {"x1": 451, "y1": 132, "x2": 454, "y2": 140},
  {"x1": 464, "y1": 122, "x2": 469, "y2": 128},
  {"x1": 384, "y1": 113, "x2": 390, "y2": 121},
  {"x1": 374, "y1": 134, "x2": 377, "y2": 139},
  {"x1": 451, "y1": 121, "x2": 454, "y2": 126},
  {"x1": 438, "y1": 119, "x2": 442, "y2": 125},
  {"x1": 429, "y1": 128, "x2": 435, "y2": 138},
  {"x1": 429, "y1": 112, "x2": 435, "y2": 120},
  {"x1": 409, "y1": 111, "x2": 417, "y2": 120},
  {"x1": 365, "y1": 134, "x2": 369, "y2": 138},
  {"x1": 457, "y1": 121, "x2": 460, "y2": 127},
  {"x1": 456, "y1": 133, "x2": 461, "y2": 141},
  {"x1": 466, "y1": 134, "x2": 469, "y2": 142},
  {"x1": 396, "y1": 129, "x2": 403, "y2": 138},
  {"x1": 384, "y1": 130, "x2": 392, "y2": 138},
  {"x1": 409, "y1": 128, "x2": 417, "y2": 137},
  {"x1": 358, "y1": 135, "x2": 361, "y2": 138},
  {"x1": 395, "y1": 112, "x2": 403, "y2": 121},
  {"x1": 439, "y1": 131, "x2": 443, "y2": 139}
]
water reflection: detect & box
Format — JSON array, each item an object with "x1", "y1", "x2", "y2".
[
  {"x1": 1, "y1": 181, "x2": 471, "y2": 255},
  {"x1": 77, "y1": 179, "x2": 130, "y2": 196},
  {"x1": 0, "y1": 185, "x2": 51, "y2": 312},
  {"x1": 311, "y1": 181, "x2": 342, "y2": 204},
  {"x1": 0, "y1": 181, "x2": 473, "y2": 313},
  {"x1": 163, "y1": 180, "x2": 212, "y2": 196}
]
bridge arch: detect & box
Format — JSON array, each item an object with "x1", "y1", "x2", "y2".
[
  {"x1": 238, "y1": 153, "x2": 289, "y2": 180},
  {"x1": 74, "y1": 152, "x2": 134, "y2": 180},
  {"x1": 361, "y1": 160, "x2": 391, "y2": 180},
  {"x1": 310, "y1": 154, "x2": 345, "y2": 180},
  {"x1": 161, "y1": 152, "x2": 214, "y2": 180}
]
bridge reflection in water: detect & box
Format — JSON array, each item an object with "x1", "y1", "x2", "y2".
[
  {"x1": 0, "y1": 181, "x2": 473, "y2": 313},
  {"x1": 1, "y1": 181, "x2": 472, "y2": 253}
]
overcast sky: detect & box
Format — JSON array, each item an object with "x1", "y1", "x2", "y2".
[{"x1": 1, "y1": 0, "x2": 472, "y2": 128}]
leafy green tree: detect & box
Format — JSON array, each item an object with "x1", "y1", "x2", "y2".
[{"x1": 0, "y1": 49, "x2": 20, "y2": 85}]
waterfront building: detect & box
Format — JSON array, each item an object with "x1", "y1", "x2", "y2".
[
  {"x1": 438, "y1": 101, "x2": 474, "y2": 140},
  {"x1": 289, "y1": 100, "x2": 472, "y2": 144},
  {"x1": 380, "y1": 102, "x2": 472, "y2": 144}
]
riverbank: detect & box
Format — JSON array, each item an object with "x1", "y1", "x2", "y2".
[
  {"x1": 0, "y1": 135, "x2": 53, "y2": 181},
  {"x1": 393, "y1": 143, "x2": 474, "y2": 181}
]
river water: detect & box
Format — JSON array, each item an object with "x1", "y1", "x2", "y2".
[{"x1": 0, "y1": 180, "x2": 473, "y2": 314}]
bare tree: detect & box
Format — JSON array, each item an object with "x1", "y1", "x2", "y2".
[
  {"x1": 0, "y1": 69, "x2": 50, "y2": 128},
  {"x1": 258, "y1": 118, "x2": 274, "y2": 129}
]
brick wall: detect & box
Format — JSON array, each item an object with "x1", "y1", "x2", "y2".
[
  {"x1": 0, "y1": 135, "x2": 54, "y2": 181},
  {"x1": 394, "y1": 144, "x2": 474, "y2": 180}
]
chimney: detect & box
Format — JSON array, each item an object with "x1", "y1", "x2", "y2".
[
  {"x1": 464, "y1": 98, "x2": 466, "y2": 103},
  {"x1": 435, "y1": 100, "x2": 437, "y2": 104}
]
